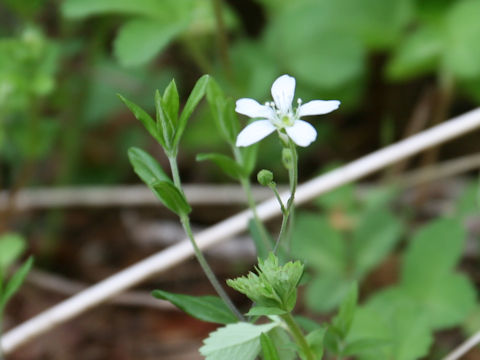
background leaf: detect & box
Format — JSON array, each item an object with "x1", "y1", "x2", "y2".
[{"x1": 0, "y1": 233, "x2": 26, "y2": 270}]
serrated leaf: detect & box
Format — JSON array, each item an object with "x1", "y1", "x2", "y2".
[
  {"x1": 200, "y1": 321, "x2": 279, "y2": 360},
  {"x1": 173, "y1": 74, "x2": 209, "y2": 148},
  {"x1": 196, "y1": 153, "x2": 246, "y2": 180},
  {"x1": 260, "y1": 333, "x2": 281, "y2": 360},
  {"x1": 127, "y1": 147, "x2": 170, "y2": 186},
  {"x1": 401, "y1": 218, "x2": 464, "y2": 291},
  {"x1": 0, "y1": 233, "x2": 26, "y2": 270},
  {"x1": 151, "y1": 181, "x2": 191, "y2": 216},
  {"x1": 1, "y1": 257, "x2": 33, "y2": 308},
  {"x1": 152, "y1": 290, "x2": 237, "y2": 324},
  {"x1": 118, "y1": 95, "x2": 163, "y2": 145},
  {"x1": 114, "y1": 18, "x2": 185, "y2": 67},
  {"x1": 246, "y1": 306, "x2": 286, "y2": 316},
  {"x1": 352, "y1": 207, "x2": 403, "y2": 277}
]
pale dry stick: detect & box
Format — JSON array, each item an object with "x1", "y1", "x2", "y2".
[
  {"x1": 0, "y1": 185, "x2": 274, "y2": 210},
  {"x1": 442, "y1": 331, "x2": 480, "y2": 360},
  {"x1": 2, "y1": 107, "x2": 480, "y2": 354}
]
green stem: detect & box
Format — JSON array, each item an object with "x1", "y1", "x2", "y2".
[
  {"x1": 168, "y1": 156, "x2": 243, "y2": 320},
  {"x1": 281, "y1": 312, "x2": 315, "y2": 360},
  {"x1": 180, "y1": 214, "x2": 244, "y2": 320},
  {"x1": 274, "y1": 141, "x2": 298, "y2": 253},
  {"x1": 233, "y1": 147, "x2": 272, "y2": 254}
]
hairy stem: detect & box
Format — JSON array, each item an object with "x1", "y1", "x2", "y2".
[{"x1": 281, "y1": 312, "x2": 315, "y2": 360}]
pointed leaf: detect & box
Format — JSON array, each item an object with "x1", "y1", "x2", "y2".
[
  {"x1": 153, "y1": 290, "x2": 237, "y2": 324},
  {"x1": 155, "y1": 89, "x2": 174, "y2": 150},
  {"x1": 0, "y1": 233, "x2": 26, "y2": 270},
  {"x1": 173, "y1": 74, "x2": 209, "y2": 147},
  {"x1": 162, "y1": 79, "x2": 180, "y2": 127},
  {"x1": 118, "y1": 95, "x2": 163, "y2": 145},
  {"x1": 260, "y1": 333, "x2": 281, "y2": 360},
  {"x1": 196, "y1": 153, "x2": 246, "y2": 180},
  {"x1": 128, "y1": 147, "x2": 170, "y2": 186},
  {"x1": 2, "y1": 257, "x2": 33, "y2": 308},
  {"x1": 332, "y1": 282, "x2": 358, "y2": 338},
  {"x1": 246, "y1": 306, "x2": 286, "y2": 316},
  {"x1": 151, "y1": 181, "x2": 191, "y2": 215},
  {"x1": 200, "y1": 321, "x2": 279, "y2": 360}
]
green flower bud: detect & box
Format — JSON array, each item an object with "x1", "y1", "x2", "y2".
[{"x1": 257, "y1": 169, "x2": 274, "y2": 186}]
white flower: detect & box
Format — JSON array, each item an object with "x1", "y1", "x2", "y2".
[{"x1": 235, "y1": 75, "x2": 340, "y2": 147}]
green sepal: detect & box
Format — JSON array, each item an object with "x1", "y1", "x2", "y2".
[
  {"x1": 118, "y1": 94, "x2": 164, "y2": 147},
  {"x1": 260, "y1": 333, "x2": 281, "y2": 360},
  {"x1": 151, "y1": 181, "x2": 191, "y2": 216},
  {"x1": 173, "y1": 74, "x2": 209, "y2": 149},
  {"x1": 153, "y1": 289, "x2": 237, "y2": 324},
  {"x1": 196, "y1": 153, "x2": 246, "y2": 180}
]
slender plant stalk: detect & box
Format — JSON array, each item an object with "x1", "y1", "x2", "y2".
[
  {"x1": 232, "y1": 147, "x2": 272, "y2": 253},
  {"x1": 168, "y1": 156, "x2": 243, "y2": 320},
  {"x1": 280, "y1": 312, "x2": 315, "y2": 360},
  {"x1": 274, "y1": 140, "x2": 298, "y2": 253}
]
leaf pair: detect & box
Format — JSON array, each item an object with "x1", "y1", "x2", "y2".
[{"x1": 120, "y1": 75, "x2": 209, "y2": 156}]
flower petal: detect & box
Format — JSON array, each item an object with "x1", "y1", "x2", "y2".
[
  {"x1": 285, "y1": 120, "x2": 317, "y2": 147},
  {"x1": 271, "y1": 75, "x2": 295, "y2": 113},
  {"x1": 236, "y1": 120, "x2": 276, "y2": 147},
  {"x1": 298, "y1": 100, "x2": 341, "y2": 116},
  {"x1": 236, "y1": 98, "x2": 273, "y2": 119}
]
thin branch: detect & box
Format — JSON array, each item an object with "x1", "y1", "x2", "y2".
[
  {"x1": 2, "y1": 108, "x2": 480, "y2": 354},
  {"x1": 442, "y1": 331, "x2": 480, "y2": 360},
  {"x1": 0, "y1": 185, "x2": 276, "y2": 210}
]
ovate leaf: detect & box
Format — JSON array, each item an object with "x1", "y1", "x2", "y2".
[
  {"x1": 200, "y1": 321, "x2": 279, "y2": 360},
  {"x1": 0, "y1": 233, "x2": 25, "y2": 270},
  {"x1": 151, "y1": 181, "x2": 191, "y2": 216},
  {"x1": 152, "y1": 290, "x2": 237, "y2": 324}
]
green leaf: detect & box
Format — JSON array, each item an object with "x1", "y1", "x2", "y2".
[
  {"x1": 260, "y1": 333, "x2": 281, "y2": 360},
  {"x1": 445, "y1": 0, "x2": 480, "y2": 78},
  {"x1": 305, "y1": 273, "x2": 353, "y2": 313},
  {"x1": 241, "y1": 143, "x2": 258, "y2": 176},
  {"x1": 352, "y1": 207, "x2": 403, "y2": 277},
  {"x1": 246, "y1": 306, "x2": 286, "y2": 316},
  {"x1": 0, "y1": 233, "x2": 26, "y2": 270},
  {"x1": 291, "y1": 213, "x2": 345, "y2": 274},
  {"x1": 114, "y1": 18, "x2": 185, "y2": 67},
  {"x1": 386, "y1": 24, "x2": 443, "y2": 80},
  {"x1": 173, "y1": 74, "x2": 209, "y2": 148},
  {"x1": 162, "y1": 79, "x2": 180, "y2": 128},
  {"x1": 248, "y1": 218, "x2": 272, "y2": 261},
  {"x1": 151, "y1": 181, "x2": 191, "y2": 216},
  {"x1": 306, "y1": 328, "x2": 326, "y2": 357},
  {"x1": 343, "y1": 338, "x2": 390, "y2": 357},
  {"x1": 401, "y1": 218, "x2": 465, "y2": 290},
  {"x1": 62, "y1": 0, "x2": 164, "y2": 18},
  {"x1": 269, "y1": 327, "x2": 296, "y2": 360},
  {"x1": 155, "y1": 89, "x2": 174, "y2": 150},
  {"x1": 206, "y1": 79, "x2": 239, "y2": 145},
  {"x1": 152, "y1": 290, "x2": 237, "y2": 324},
  {"x1": 127, "y1": 147, "x2": 170, "y2": 186},
  {"x1": 200, "y1": 321, "x2": 279, "y2": 360},
  {"x1": 118, "y1": 95, "x2": 162, "y2": 145},
  {"x1": 332, "y1": 283, "x2": 358, "y2": 338},
  {"x1": 196, "y1": 153, "x2": 246, "y2": 180},
  {"x1": 1, "y1": 257, "x2": 33, "y2": 308}
]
